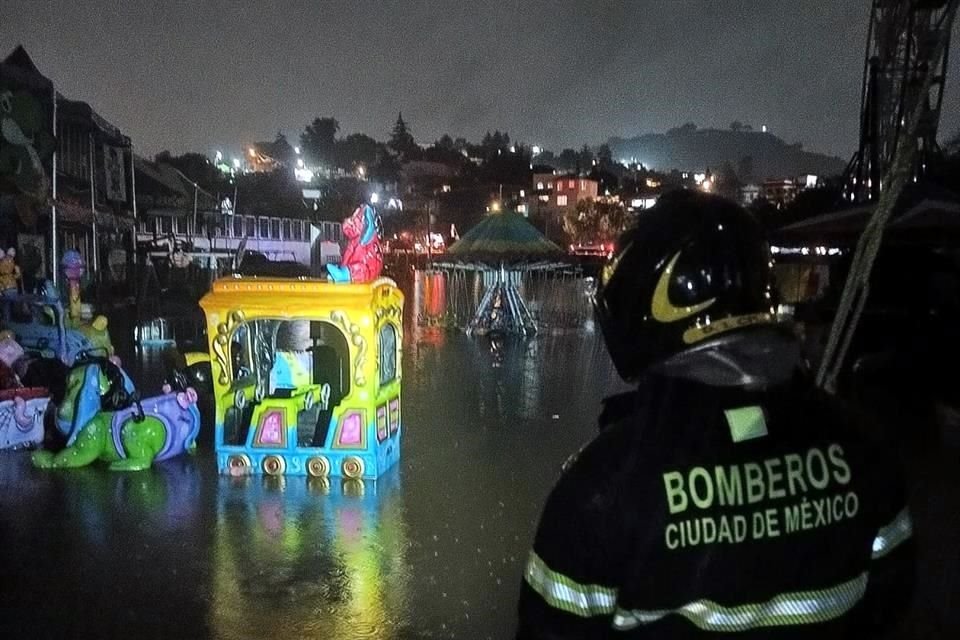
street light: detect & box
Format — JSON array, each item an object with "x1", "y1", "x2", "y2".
[{"x1": 490, "y1": 201, "x2": 501, "y2": 212}]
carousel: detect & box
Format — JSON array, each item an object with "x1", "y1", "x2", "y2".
[{"x1": 439, "y1": 211, "x2": 566, "y2": 336}]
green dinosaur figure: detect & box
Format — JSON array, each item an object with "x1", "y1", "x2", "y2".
[
  {"x1": 31, "y1": 358, "x2": 201, "y2": 472},
  {"x1": 32, "y1": 413, "x2": 168, "y2": 471}
]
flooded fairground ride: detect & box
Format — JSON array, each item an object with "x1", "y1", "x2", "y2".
[
  {"x1": 408, "y1": 211, "x2": 594, "y2": 335},
  {"x1": 197, "y1": 276, "x2": 404, "y2": 480}
]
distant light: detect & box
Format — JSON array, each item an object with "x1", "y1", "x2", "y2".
[
  {"x1": 694, "y1": 173, "x2": 706, "y2": 185},
  {"x1": 357, "y1": 165, "x2": 366, "y2": 177},
  {"x1": 520, "y1": 189, "x2": 525, "y2": 197},
  {"x1": 294, "y1": 146, "x2": 301, "y2": 155},
  {"x1": 297, "y1": 158, "x2": 304, "y2": 168},
  {"x1": 294, "y1": 168, "x2": 314, "y2": 182},
  {"x1": 532, "y1": 146, "x2": 541, "y2": 155},
  {"x1": 491, "y1": 201, "x2": 501, "y2": 212},
  {"x1": 232, "y1": 158, "x2": 241, "y2": 169},
  {"x1": 762, "y1": 125, "x2": 768, "y2": 133},
  {"x1": 509, "y1": 145, "x2": 516, "y2": 153},
  {"x1": 442, "y1": 184, "x2": 451, "y2": 193},
  {"x1": 248, "y1": 148, "x2": 256, "y2": 157},
  {"x1": 215, "y1": 150, "x2": 223, "y2": 162},
  {"x1": 370, "y1": 193, "x2": 380, "y2": 204}
]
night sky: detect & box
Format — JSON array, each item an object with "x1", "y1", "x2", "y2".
[{"x1": 3, "y1": 1, "x2": 958, "y2": 160}]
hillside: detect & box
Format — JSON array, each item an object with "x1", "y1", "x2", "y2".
[{"x1": 608, "y1": 126, "x2": 847, "y2": 180}]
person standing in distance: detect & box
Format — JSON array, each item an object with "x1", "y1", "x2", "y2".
[{"x1": 516, "y1": 191, "x2": 914, "y2": 639}]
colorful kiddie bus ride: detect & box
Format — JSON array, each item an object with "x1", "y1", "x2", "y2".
[{"x1": 197, "y1": 275, "x2": 404, "y2": 480}]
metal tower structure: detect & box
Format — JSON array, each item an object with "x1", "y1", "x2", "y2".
[{"x1": 845, "y1": 0, "x2": 957, "y2": 203}]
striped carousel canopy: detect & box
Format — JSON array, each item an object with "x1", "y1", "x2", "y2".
[{"x1": 446, "y1": 211, "x2": 565, "y2": 265}]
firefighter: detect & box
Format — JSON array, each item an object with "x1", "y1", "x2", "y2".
[{"x1": 517, "y1": 191, "x2": 914, "y2": 638}]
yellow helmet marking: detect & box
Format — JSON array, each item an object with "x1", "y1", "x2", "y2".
[{"x1": 651, "y1": 251, "x2": 716, "y2": 323}]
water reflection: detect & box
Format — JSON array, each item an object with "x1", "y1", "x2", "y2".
[{"x1": 211, "y1": 472, "x2": 411, "y2": 639}]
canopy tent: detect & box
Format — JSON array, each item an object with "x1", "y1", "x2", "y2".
[
  {"x1": 438, "y1": 212, "x2": 567, "y2": 335},
  {"x1": 772, "y1": 185, "x2": 960, "y2": 252}
]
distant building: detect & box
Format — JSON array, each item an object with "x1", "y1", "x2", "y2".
[
  {"x1": 245, "y1": 136, "x2": 296, "y2": 173},
  {"x1": 545, "y1": 175, "x2": 598, "y2": 209},
  {"x1": 527, "y1": 173, "x2": 599, "y2": 242},
  {"x1": 134, "y1": 156, "x2": 340, "y2": 269},
  {"x1": 1, "y1": 45, "x2": 135, "y2": 287},
  {"x1": 740, "y1": 183, "x2": 761, "y2": 206},
  {"x1": 762, "y1": 179, "x2": 800, "y2": 207}
]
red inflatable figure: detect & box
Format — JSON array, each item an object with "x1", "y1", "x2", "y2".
[{"x1": 326, "y1": 204, "x2": 383, "y2": 283}]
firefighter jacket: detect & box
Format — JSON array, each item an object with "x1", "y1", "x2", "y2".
[{"x1": 517, "y1": 335, "x2": 914, "y2": 639}]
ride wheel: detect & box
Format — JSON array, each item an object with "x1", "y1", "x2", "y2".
[
  {"x1": 342, "y1": 456, "x2": 364, "y2": 479},
  {"x1": 262, "y1": 454, "x2": 286, "y2": 476},
  {"x1": 307, "y1": 455, "x2": 331, "y2": 478},
  {"x1": 227, "y1": 454, "x2": 252, "y2": 476}
]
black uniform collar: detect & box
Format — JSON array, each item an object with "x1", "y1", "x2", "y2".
[{"x1": 650, "y1": 325, "x2": 801, "y2": 391}]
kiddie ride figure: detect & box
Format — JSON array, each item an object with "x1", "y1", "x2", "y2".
[
  {"x1": 326, "y1": 204, "x2": 384, "y2": 283},
  {"x1": 0, "y1": 331, "x2": 50, "y2": 450},
  {"x1": 31, "y1": 354, "x2": 200, "y2": 471},
  {"x1": 517, "y1": 192, "x2": 914, "y2": 638},
  {"x1": 0, "y1": 248, "x2": 22, "y2": 297},
  {"x1": 0, "y1": 251, "x2": 113, "y2": 367}
]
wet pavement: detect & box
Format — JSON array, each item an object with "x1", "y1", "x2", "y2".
[
  {"x1": 1, "y1": 273, "x2": 958, "y2": 637},
  {"x1": 0, "y1": 328, "x2": 627, "y2": 639}
]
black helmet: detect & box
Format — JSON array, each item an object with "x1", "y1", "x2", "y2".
[{"x1": 594, "y1": 191, "x2": 776, "y2": 381}]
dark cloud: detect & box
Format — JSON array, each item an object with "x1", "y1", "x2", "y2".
[{"x1": 3, "y1": 0, "x2": 958, "y2": 159}]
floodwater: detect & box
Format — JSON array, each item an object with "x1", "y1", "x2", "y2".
[
  {"x1": 0, "y1": 273, "x2": 628, "y2": 639},
  {"x1": 1, "y1": 269, "x2": 958, "y2": 638}
]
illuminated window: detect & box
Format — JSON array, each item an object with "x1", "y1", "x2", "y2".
[
  {"x1": 379, "y1": 323, "x2": 397, "y2": 386},
  {"x1": 557, "y1": 195, "x2": 568, "y2": 206},
  {"x1": 538, "y1": 194, "x2": 549, "y2": 203},
  {"x1": 537, "y1": 181, "x2": 544, "y2": 190},
  {"x1": 568, "y1": 180, "x2": 575, "y2": 189}
]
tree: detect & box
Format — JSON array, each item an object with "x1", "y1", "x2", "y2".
[
  {"x1": 596, "y1": 144, "x2": 614, "y2": 169},
  {"x1": 389, "y1": 112, "x2": 418, "y2": 160},
  {"x1": 737, "y1": 155, "x2": 755, "y2": 182},
  {"x1": 436, "y1": 134, "x2": 455, "y2": 150},
  {"x1": 557, "y1": 148, "x2": 578, "y2": 171},
  {"x1": 153, "y1": 151, "x2": 226, "y2": 193},
  {"x1": 563, "y1": 199, "x2": 627, "y2": 245},
  {"x1": 335, "y1": 133, "x2": 381, "y2": 170},
  {"x1": 716, "y1": 161, "x2": 741, "y2": 200},
  {"x1": 300, "y1": 117, "x2": 339, "y2": 166},
  {"x1": 577, "y1": 145, "x2": 594, "y2": 172}
]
